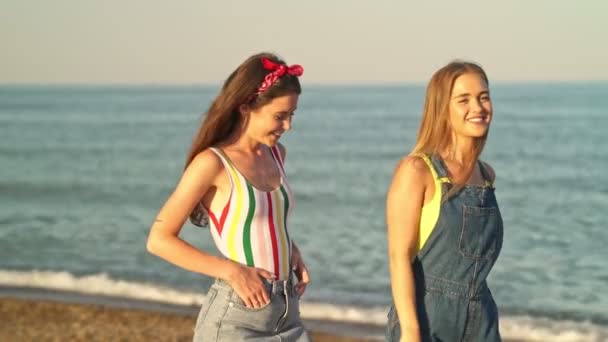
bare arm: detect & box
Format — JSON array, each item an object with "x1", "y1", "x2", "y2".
[
  {"x1": 276, "y1": 143, "x2": 311, "y2": 296},
  {"x1": 147, "y1": 149, "x2": 276, "y2": 309},
  {"x1": 146, "y1": 149, "x2": 237, "y2": 280},
  {"x1": 386, "y1": 156, "x2": 431, "y2": 341},
  {"x1": 290, "y1": 241, "x2": 310, "y2": 297}
]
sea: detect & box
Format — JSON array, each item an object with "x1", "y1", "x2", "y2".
[{"x1": 1, "y1": 83, "x2": 607, "y2": 341}]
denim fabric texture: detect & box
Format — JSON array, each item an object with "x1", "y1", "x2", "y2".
[{"x1": 387, "y1": 155, "x2": 504, "y2": 342}]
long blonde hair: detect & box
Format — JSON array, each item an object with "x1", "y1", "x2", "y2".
[{"x1": 412, "y1": 61, "x2": 490, "y2": 195}]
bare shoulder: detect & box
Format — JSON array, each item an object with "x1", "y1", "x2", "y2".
[
  {"x1": 393, "y1": 155, "x2": 431, "y2": 180},
  {"x1": 165, "y1": 148, "x2": 226, "y2": 207},
  {"x1": 389, "y1": 155, "x2": 433, "y2": 194},
  {"x1": 480, "y1": 160, "x2": 496, "y2": 182},
  {"x1": 185, "y1": 148, "x2": 224, "y2": 180},
  {"x1": 386, "y1": 155, "x2": 432, "y2": 225},
  {"x1": 276, "y1": 143, "x2": 287, "y2": 161}
]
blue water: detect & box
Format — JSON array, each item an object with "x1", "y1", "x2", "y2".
[{"x1": 1, "y1": 84, "x2": 607, "y2": 340}]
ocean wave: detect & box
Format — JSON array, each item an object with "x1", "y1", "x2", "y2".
[
  {"x1": 500, "y1": 316, "x2": 608, "y2": 342},
  {"x1": 0, "y1": 269, "x2": 205, "y2": 306},
  {"x1": 0, "y1": 270, "x2": 606, "y2": 341}
]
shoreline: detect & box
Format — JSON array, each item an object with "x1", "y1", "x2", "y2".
[
  {"x1": 0, "y1": 286, "x2": 383, "y2": 341},
  {"x1": 1, "y1": 286, "x2": 597, "y2": 341}
]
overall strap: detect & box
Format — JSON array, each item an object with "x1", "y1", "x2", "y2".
[
  {"x1": 477, "y1": 160, "x2": 494, "y2": 187},
  {"x1": 410, "y1": 153, "x2": 450, "y2": 184},
  {"x1": 428, "y1": 154, "x2": 451, "y2": 184},
  {"x1": 428, "y1": 154, "x2": 493, "y2": 187}
]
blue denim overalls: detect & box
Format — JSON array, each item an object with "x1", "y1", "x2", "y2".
[{"x1": 387, "y1": 155, "x2": 504, "y2": 342}]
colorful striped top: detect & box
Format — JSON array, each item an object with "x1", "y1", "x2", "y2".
[{"x1": 205, "y1": 146, "x2": 295, "y2": 280}]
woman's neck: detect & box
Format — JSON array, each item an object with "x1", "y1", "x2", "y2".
[
  {"x1": 223, "y1": 129, "x2": 265, "y2": 156},
  {"x1": 442, "y1": 139, "x2": 476, "y2": 166}
]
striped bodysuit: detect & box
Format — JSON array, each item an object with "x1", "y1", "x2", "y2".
[{"x1": 205, "y1": 146, "x2": 295, "y2": 280}]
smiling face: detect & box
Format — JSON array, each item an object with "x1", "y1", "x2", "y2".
[
  {"x1": 448, "y1": 72, "x2": 492, "y2": 140},
  {"x1": 245, "y1": 93, "x2": 299, "y2": 146}
]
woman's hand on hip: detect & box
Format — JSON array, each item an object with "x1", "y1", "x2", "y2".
[
  {"x1": 225, "y1": 262, "x2": 276, "y2": 309},
  {"x1": 291, "y1": 244, "x2": 310, "y2": 298}
]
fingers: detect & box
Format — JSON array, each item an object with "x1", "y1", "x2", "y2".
[
  {"x1": 300, "y1": 266, "x2": 311, "y2": 283},
  {"x1": 228, "y1": 265, "x2": 275, "y2": 308},
  {"x1": 256, "y1": 293, "x2": 268, "y2": 307},
  {"x1": 253, "y1": 269, "x2": 271, "y2": 305},
  {"x1": 249, "y1": 296, "x2": 261, "y2": 308},
  {"x1": 259, "y1": 286, "x2": 270, "y2": 304},
  {"x1": 294, "y1": 266, "x2": 310, "y2": 297},
  {"x1": 241, "y1": 280, "x2": 270, "y2": 308},
  {"x1": 243, "y1": 290, "x2": 269, "y2": 308},
  {"x1": 256, "y1": 268, "x2": 277, "y2": 280},
  {"x1": 244, "y1": 296, "x2": 255, "y2": 308}
]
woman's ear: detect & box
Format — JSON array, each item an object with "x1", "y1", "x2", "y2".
[{"x1": 238, "y1": 103, "x2": 251, "y2": 116}]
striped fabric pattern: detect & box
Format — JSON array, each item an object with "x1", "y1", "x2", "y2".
[{"x1": 206, "y1": 146, "x2": 294, "y2": 280}]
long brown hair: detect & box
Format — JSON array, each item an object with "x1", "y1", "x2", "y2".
[
  {"x1": 412, "y1": 60, "x2": 490, "y2": 196},
  {"x1": 187, "y1": 52, "x2": 302, "y2": 226}
]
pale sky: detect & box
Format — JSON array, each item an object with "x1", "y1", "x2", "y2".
[{"x1": 2, "y1": 0, "x2": 607, "y2": 84}]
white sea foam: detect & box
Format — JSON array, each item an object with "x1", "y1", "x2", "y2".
[{"x1": 1, "y1": 270, "x2": 606, "y2": 341}]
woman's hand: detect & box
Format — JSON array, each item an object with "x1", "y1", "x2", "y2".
[
  {"x1": 225, "y1": 262, "x2": 276, "y2": 308},
  {"x1": 399, "y1": 327, "x2": 421, "y2": 342},
  {"x1": 394, "y1": 318, "x2": 422, "y2": 342},
  {"x1": 400, "y1": 336, "x2": 421, "y2": 342},
  {"x1": 291, "y1": 244, "x2": 310, "y2": 297}
]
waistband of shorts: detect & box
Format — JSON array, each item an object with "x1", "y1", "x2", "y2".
[{"x1": 214, "y1": 275, "x2": 295, "y2": 296}]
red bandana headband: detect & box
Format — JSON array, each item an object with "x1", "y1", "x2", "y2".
[{"x1": 254, "y1": 57, "x2": 304, "y2": 97}]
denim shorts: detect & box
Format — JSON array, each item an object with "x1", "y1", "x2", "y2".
[{"x1": 193, "y1": 277, "x2": 310, "y2": 341}]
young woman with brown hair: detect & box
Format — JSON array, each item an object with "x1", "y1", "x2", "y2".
[{"x1": 147, "y1": 52, "x2": 311, "y2": 341}]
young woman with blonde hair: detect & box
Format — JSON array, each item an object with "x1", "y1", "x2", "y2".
[{"x1": 386, "y1": 61, "x2": 503, "y2": 341}]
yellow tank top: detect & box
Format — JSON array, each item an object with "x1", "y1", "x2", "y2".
[{"x1": 415, "y1": 154, "x2": 450, "y2": 254}]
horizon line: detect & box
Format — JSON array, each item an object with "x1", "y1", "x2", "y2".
[{"x1": 1, "y1": 79, "x2": 607, "y2": 87}]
